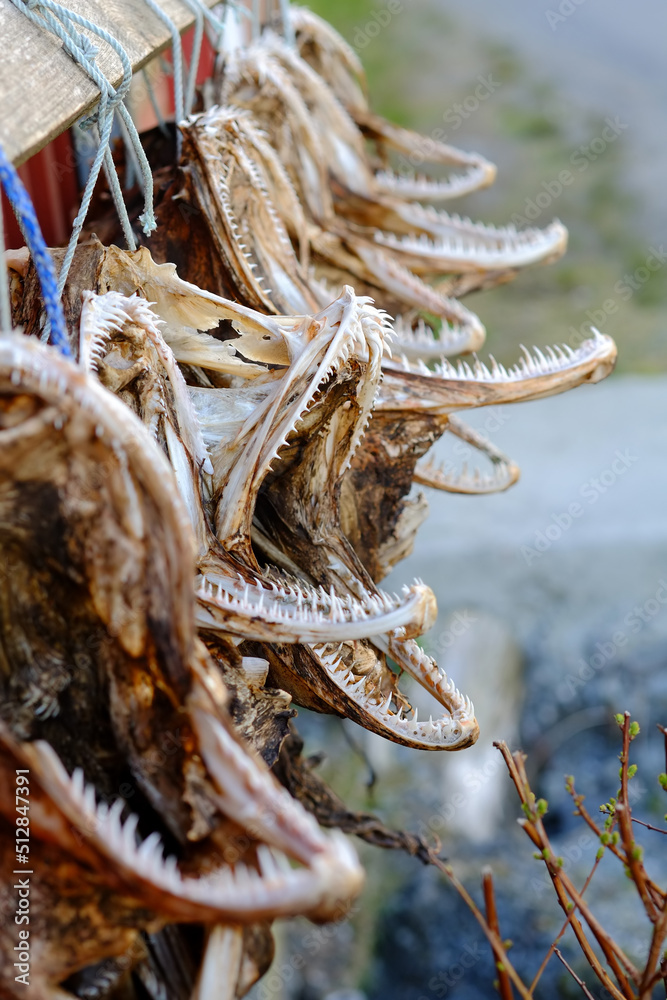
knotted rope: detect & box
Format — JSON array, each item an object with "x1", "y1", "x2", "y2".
[
  {"x1": 9, "y1": 0, "x2": 157, "y2": 294},
  {"x1": 1, "y1": 0, "x2": 296, "y2": 346}
]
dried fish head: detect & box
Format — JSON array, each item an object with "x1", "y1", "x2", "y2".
[
  {"x1": 0, "y1": 712, "x2": 362, "y2": 997},
  {"x1": 181, "y1": 102, "x2": 488, "y2": 350},
  {"x1": 220, "y1": 33, "x2": 565, "y2": 304},
  {"x1": 218, "y1": 42, "x2": 334, "y2": 227},
  {"x1": 289, "y1": 5, "x2": 497, "y2": 200},
  {"x1": 0, "y1": 335, "x2": 364, "y2": 927},
  {"x1": 181, "y1": 106, "x2": 319, "y2": 315}
]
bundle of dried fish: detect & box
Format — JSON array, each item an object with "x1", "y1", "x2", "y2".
[
  {"x1": 215, "y1": 33, "x2": 566, "y2": 315},
  {"x1": 0, "y1": 331, "x2": 363, "y2": 998},
  {"x1": 0, "y1": 6, "x2": 620, "y2": 997},
  {"x1": 9, "y1": 242, "x2": 616, "y2": 758},
  {"x1": 289, "y1": 5, "x2": 497, "y2": 201},
  {"x1": 10, "y1": 244, "x2": 477, "y2": 751},
  {"x1": 143, "y1": 106, "x2": 615, "y2": 506},
  {"x1": 2, "y1": 195, "x2": 614, "y2": 997}
]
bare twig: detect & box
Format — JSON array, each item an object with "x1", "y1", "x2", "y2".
[
  {"x1": 638, "y1": 900, "x2": 667, "y2": 997},
  {"x1": 528, "y1": 857, "x2": 600, "y2": 995},
  {"x1": 554, "y1": 948, "x2": 597, "y2": 1000},
  {"x1": 495, "y1": 741, "x2": 638, "y2": 999},
  {"x1": 482, "y1": 867, "x2": 514, "y2": 1000},
  {"x1": 428, "y1": 854, "x2": 534, "y2": 1000},
  {"x1": 566, "y1": 778, "x2": 664, "y2": 909},
  {"x1": 439, "y1": 726, "x2": 667, "y2": 1000},
  {"x1": 543, "y1": 865, "x2": 633, "y2": 999},
  {"x1": 631, "y1": 817, "x2": 667, "y2": 835}
]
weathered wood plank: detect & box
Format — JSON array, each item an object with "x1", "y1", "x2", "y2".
[{"x1": 0, "y1": 0, "x2": 221, "y2": 165}]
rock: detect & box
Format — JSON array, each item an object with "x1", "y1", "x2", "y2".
[
  {"x1": 324, "y1": 992, "x2": 367, "y2": 1000},
  {"x1": 424, "y1": 610, "x2": 523, "y2": 843},
  {"x1": 368, "y1": 859, "x2": 565, "y2": 1000}
]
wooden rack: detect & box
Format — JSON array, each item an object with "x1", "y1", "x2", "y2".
[{"x1": 0, "y1": 0, "x2": 221, "y2": 165}]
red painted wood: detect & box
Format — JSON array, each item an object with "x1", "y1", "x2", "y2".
[{"x1": 3, "y1": 130, "x2": 78, "y2": 250}]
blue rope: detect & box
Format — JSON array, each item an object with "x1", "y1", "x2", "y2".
[{"x1": 0, "y1": 143, "x2": 70, "y2": 356}]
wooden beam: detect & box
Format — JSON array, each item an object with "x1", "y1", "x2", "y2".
[{"x1": 0, "y1": 0, "x2": 223, "y2": 166}]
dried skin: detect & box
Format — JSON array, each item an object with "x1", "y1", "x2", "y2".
[
  {"x1": 341, "y1": 407, "x2": 445, "y2": 580},
  {"x1": 36, "y1": 249, "x2": 475, "y2": 750},
  {"x1": 203, "y1": 635, "x2": 296, "y2": 769},
  {"x1": 0, "y1": 334, "x2": 366, "y2": 997},
  {"x1": 0, "y1": 346, "x2": 197, "y2": 832}
]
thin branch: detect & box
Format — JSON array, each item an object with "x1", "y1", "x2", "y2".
[
  {"x1": 528, "y1": 857, "x2": 600, "y2": 995},
  {"x1": 638, "y1": 903, "x2": 667, "y2": 997},
  {"x1": 566, "y1": 779, "x2": 664, "y2": 909},
  {"x1": 632, "y1": 817, "x2": 667, "y2": 835},
  {"x1": 495, "y1": 742, "x2": 638, "y2": 999},
  {"x1": 616, "y1": 714, "x2": 658, "y2": 923},
  {"x1": 554, "y1": 948, "x2": 598, "y2": 1000},
  {"x1": 544, "y1": 864, "x2": 633, "y2": 999},
  {"x1": 513, "y1": 754, "x2": 637, "y2": 993},
  {"x1": 482, "y1": 867, "x2": 514, "y2": 1000},
  {"x1": 428, "y1": 854, "x2": 534, "y2": 1000}
]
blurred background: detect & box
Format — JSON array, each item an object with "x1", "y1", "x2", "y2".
[{"x1": 260, "y1": 2, "x2": 667, "y2": 998}]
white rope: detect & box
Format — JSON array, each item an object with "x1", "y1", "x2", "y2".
[
  {"x1": 142, "y1": 0, "x2": 185, "y2": 154},
  {"x1": 0, "y1": 193, "x2": 11, "y2": 331},
  {"x1": 8, "y1": 0, "x2": 158, "y2": 298},
  {"x1": 181, "y1": 0, "x2": 205, "y2": 115},
  {"x1": 277, "y1": 0, "x2": 294, "y2": 47}
]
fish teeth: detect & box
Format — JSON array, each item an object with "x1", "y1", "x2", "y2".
[
  {"x1": 388, "y1": 329, "x2": 609, "y2": 386},
  {"x1": 122, "y1": 813, "x2": 139, "y2": 855}
]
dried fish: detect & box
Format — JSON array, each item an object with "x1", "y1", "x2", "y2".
[
  {"x1": 288, "y1": 6, "x2": 498, "y2": 200},
  {"x1": 0, "y1": 7, "x2": 621, "y2": 995},
  {"x1": 0, "y1": 333, "x2": 364, "y2": 997}
]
